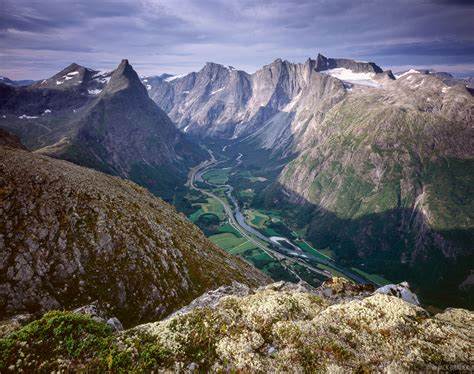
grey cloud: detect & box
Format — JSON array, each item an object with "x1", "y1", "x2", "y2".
[{"x1": 0, "y1": 0, "x2": 473, "y2": 79}]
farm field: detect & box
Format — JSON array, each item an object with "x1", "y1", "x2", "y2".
[
  {"x1": 244, "y1": 208, "x2": 283, "y2": 228},
  {"x1": 209, "y1": 232, "x2": 254, "y2": 251},
  {"x1": 317, "y1": 264, "x2": 350, "y2": 280},
  {"x1": 202, "y1": 168, "x2": 230, "y2": 185},
  {"x1": 238, "y1": 188, "x2": 255, "y2": 199},
  {"x1": 350, "y1": 267, "x2": 391, "y2": 286},
  {"x1": 295, "y1": 240, "x2": 332, "y2": 261},
  {"x1": 189, "y1": 197, "x2": 225, "y2": 222}
]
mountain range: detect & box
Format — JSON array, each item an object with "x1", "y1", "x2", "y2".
[
  {"x1": 139, "y1": 54, "x2": 473, "y2": 308},
  {"x1": 1, "y1": 53, "x2": 473, "y2": 310},
  {"x1": 0, "y1": 60, "x2": 205, "y2": 200}
]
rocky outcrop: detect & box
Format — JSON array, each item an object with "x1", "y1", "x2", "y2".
[
  {"x1": 315, "y1": 53, "x2": 384, "y2": 73},
  {"x1": 0, "y1": 133, "x2": 269, "y2": 327},
  {"x1": 1, "y1": 279, "x2": 472, "y2": 372}
]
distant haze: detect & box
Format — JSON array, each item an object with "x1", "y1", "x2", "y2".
[{"x1": 1, "y1": 0, "x2": 473, "y2": 79}]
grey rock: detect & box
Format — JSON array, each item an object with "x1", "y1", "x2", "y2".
[
  {"x1": 169, "y1": 281, "x2": 252, "y2": 318},
  {"x1": 375, "y1": 282, "x2": 420, "y2": 306}
]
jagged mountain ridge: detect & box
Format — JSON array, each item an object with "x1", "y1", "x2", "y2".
[
  {"x1": 0, "y1": 129, "x2": 269, "y2": 327},
  {"x1": 144, "y1": 54, "x2": 388, "y2": 143},
  {"x1": 0, "y1": 60, "x2": 206, "y2": 200}
]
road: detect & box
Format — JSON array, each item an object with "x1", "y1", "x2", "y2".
[{"x1": 187, "y1": 149, "x2": 333, "y2": 281}]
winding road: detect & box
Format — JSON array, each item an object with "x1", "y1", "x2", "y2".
[{"x1": 187, "y1": 148, "x2": 370, "y2": 285}]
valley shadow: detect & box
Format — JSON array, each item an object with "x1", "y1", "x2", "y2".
[{"x1": 259, "y1": 182, "x2": 474, "y2": 310}]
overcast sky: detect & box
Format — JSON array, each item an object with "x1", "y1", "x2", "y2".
[{"x1": 1, "y1": 0, "x2": 473, "y2": 79}]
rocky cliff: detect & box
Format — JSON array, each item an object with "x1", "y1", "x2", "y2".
[
  {"x1": 1, "y1": 278, "x2": 472, "y2": 372},
  {"x1": 0, "y1": 130, "x2": 269, "y2": 327},
  {"x1": 272, "y1": 71, "x2": 474, "y2": 308},
  {"x1": 144, "y1": 54, "x2": 394, "y2": 159}
]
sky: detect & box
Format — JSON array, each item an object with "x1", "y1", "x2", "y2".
[{"x1": 1, "y1": 0, "x2": 473, "y2": 79}]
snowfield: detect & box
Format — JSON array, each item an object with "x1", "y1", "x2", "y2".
[{"x1": 320, "y1": 68, "x2": 381, "y2": 88}]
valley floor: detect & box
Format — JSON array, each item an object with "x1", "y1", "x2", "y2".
[{"x1": 184, "y1": 141, "x2": 392, "y2": 288}]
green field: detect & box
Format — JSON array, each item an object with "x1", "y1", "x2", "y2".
[
  {"x1": 202, "y1": 169, "x2": 230, "y2": 185},
  {"x1": 351, "y1": 267, "x2": 391, "y2": 286},
  {"x1": 245, "y1": 209, "x2": 269, "y2": 228},
  {"x1": 189, "y1": 197, "x2": 225, "y2": 222},
  {"x1": 239, "y1": 188, "x2": 255, "y2": 199},
  {"x1": 317, "y1": 264, "x2": 350, "y2": 280},
  {"x1": 295, "y1": 240, "x2": 332, "y2": 261},
  {"x1": 209, "y1": 232, "x2": 256, "y2": 253},
  {"x1": 244, "y1": 209, "x2": 282, "y2": 229}
]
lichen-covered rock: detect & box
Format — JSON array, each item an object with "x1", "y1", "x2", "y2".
[
  {"x1": 0, "y1": 133, "x2": 270, "y2": 327},
  {"x1": 123, "y1": 281, "x2": 472, "y2": 372},
  {"x1": 1, "y1": 280, "x2": 472, "y2": 372}
]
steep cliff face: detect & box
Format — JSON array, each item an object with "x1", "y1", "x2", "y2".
[
  {"x1": 0, "y1": 132, "x2": 269, "y2": 327},
  {"x1": 1, "y1": 279, "x2": 472, "y2": 372},
  {"x1": 145, "y1": 54, "x2": 391, "y2": 158},
  {"x1": 273, "y1": 72, "x2": 474, "y2": 307},
  {"x1": 145, "y1": 56, "x2": 354, "y2": 142}
]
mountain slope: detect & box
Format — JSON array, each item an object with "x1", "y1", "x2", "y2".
[
  {"x1": 270, "y1": 72, "x2": 474, "y2": 307},
  {"x1": 0, "y1": 60, "x2": 206, "y2": 200},
  {"x1": 0, "y1": 130, "x2": 269, "y2": 327}
]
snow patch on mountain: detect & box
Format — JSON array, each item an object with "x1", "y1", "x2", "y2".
[
  {"x1": 18, "y1": 114, "x2": 39, "y2": 119},
  {"x1": 210, "y1": 87, "x2": 225, "y2": 95},
  {"x1": 395, "y1": 69, "x2": 421, "y2": 79},
  {"x1": 164, "y1": 74, "x2": 187, "y2": 82},
  {"x1": 320, "y1": 68, "x2": 380, "y2": 88}
]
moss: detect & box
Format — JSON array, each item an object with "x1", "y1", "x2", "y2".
[{"x1": 0, "y1": 311, "x2": 114, "y2": 371}]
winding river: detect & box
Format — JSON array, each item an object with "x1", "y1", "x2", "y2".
[{"x1": 188, "y1": 148, "x2": 370, "y2": 285}]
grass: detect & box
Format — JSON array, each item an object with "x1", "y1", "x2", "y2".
[
  {"x1": 189, "y1": 198, "x2": 225, "y2": 222},
  {"x1": 296, "y1": 241, "x2": 332, "y2": 261},
  {"x1": 317, "y1": 264, "x2": 350, "y2": 280},
  {"x1": 218, "y1": 223, "x2": 242, "y2": 237},
  {"x1": 245, "y1": 209, "x2": 269, "y2": 228},
  {"x1": 239, "y1": 188, "x2": 255, "y2": 199},
  {"x1": 202, "y1": 169, "x2": 230, "y2": 185},
  {"x1": 0, "y1": 311, "x2": 173, "y2": 372},
  {"x1": 244, "y1": 209, "x2": 282, "y2": 229},
  {"x1": 209, "y1": 232, "x2": 250, "y2": 251},
  {"x1": 350, "y1": 267, "x2": 391, "y2": 286}
]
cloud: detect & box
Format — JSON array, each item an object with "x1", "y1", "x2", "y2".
[{"x1": 0, "y1": 0, "x2": 473, "y2": 79}]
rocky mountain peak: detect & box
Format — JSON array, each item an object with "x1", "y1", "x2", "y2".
[
  {"x1": 102, "y1": 59, "x2": 147, "y2": 96},
  {"x1": 315, "y1": 53, "x2": 383, "y2": 74}
]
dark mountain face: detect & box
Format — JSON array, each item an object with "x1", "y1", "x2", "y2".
[
  {"x1": 0, "y1": 60, "x2": 206, "y2": 200},
  {"x1": 315, "y1": 53, "x2": 384, "y2": 73},
  {"x1": 0, "y1": 131, "x2": 269, "y2": 326}
]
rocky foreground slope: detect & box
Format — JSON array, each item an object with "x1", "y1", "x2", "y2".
[
  {"x1": 0, "y1": 130, "x2": 269, "y2": 327},
  {"x1": 1, "y1": 278, "x2": 472, "y2": 372}
]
